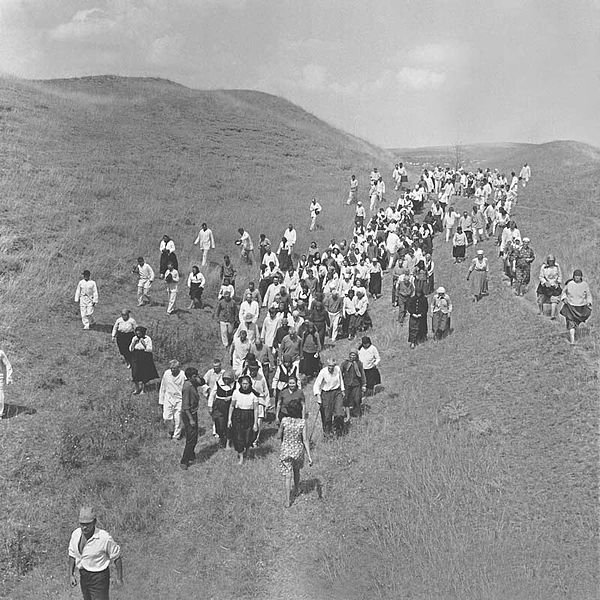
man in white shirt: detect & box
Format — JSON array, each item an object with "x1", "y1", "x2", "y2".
[
  {"x1": 260, "y1": 306, "x2": 282, "y2": 367},
  {"x1": 262, "y1": 244, "x2": 279, "y2": 270},
  {"x1": 309, "y1": 198, "x2": 322, "y2": 231},
  {"x1": 238, "y1": 291, "x2": 260, "y2": 325},
  {"x1": 0, "y1": 348, "x2": 13, "y2": 419},
  {"x1": 237, "y1": 228, "x2": 254, "y2": 265},
  {"x1": 133, "y1": 257, "x2": 154, "y2": 307},
  {"x1": 68, "y1": 506, "x2": 122, "y2": 598},
  {"x1": 193, "y1": 222, "x2": 215, "y2": 266},
  {"x1": 519, "y1": 163, "x2": 531, "y2": 187},
  {"x1": 283, "y1": 224, "x2": 297, "y2": 250},
  {"x1": 164, "y1": 262, "x2": 179, "y2": 315},
  {"x1": 313, "y1": 358, "x2": 345, "y2": 437},
  {"x1": 74, "y1": 270, "x2": 98, "y2": 330},
  {"x1": 159, "y1": 359, "x2": 186, "y2": 440},
  {"x1": 347, "y1": 175, "x2": 359, "y2": 204}
]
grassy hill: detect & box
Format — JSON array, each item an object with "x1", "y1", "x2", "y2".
[{"x1": 0, "y1": 76, "x2": 597, "y2": 600}]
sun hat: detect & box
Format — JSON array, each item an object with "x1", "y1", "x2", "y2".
[
  {"x1": 437, "y1": 286, "x2": 446, "y2": 294},
  {"x1": 79, "y1": 506, "x2": 96, "y2": 523},
  {"x1": 522, "y1": 237, "x2": 530, "y2": 243},
  {"x1": 476, "y1": 250, "x2": 484, "y2": 255}
]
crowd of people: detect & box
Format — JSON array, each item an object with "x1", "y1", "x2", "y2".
[{"x1": 61, "y1": 159, "x2": 596, "y2": 525}]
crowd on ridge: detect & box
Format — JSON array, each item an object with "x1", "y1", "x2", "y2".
[{"x1": 7, "y1": 158, "x2": 591, "y2": 599}]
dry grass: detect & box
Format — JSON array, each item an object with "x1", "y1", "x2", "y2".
[{"x1": 0, "y1": 76, "x2": 597, "y2": 600}]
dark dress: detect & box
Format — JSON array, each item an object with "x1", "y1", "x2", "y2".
[
  {"x1": 230, "y1": 389, "x2": 257, "y2": 453},
  {"x1": 406, "y1": 295, "x2": 429, "y2": 344},
  {"x1": 160, "y1": 250, "x2": 178, "y2": 276},
  {"x1": 369, "y1": 271, "x2": 382, "y2": 296},
  {"x1": 130, "y1": 344, "x2": 159, "y2": 383},
  {"x1": 116, "y1": 331, "x2": 135, "y2": 365}
]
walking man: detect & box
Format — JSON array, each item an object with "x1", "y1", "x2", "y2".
[
  {"x1": 164, "y1": 261, "x2": 179, "y2": 315},
  {"x1": 68, "y1": 506, "x2": 123, "y2": 599},
  {"x1": 236, "y1": 227, "x2": 255, "y2": 265},
  {"x1": 180, "y1": 367, "x2": 205, "y2": 470},
  {"x1": 309, "y1": 197, "x2": 322, "y2": 231},
  {"x1": 74, "y1": 270, "x2": 98, "y2": 330},
  {"x1": 215, "y1": 290, "x2": 237, "y2": 348},
  {"x1": 347, "y1": 174, "x2": 359, "y2": 204},
  {"x1": 159, "y1": 359, "x2": 186, "y2": 440},
  {"x1": 194, "y1": 222, "x2": 216, "y2": 266},
  {"x1": 313, "y1": 358, "x2": 345, "y2": 438},
  {"x1": 0, "y1": 347, "x2": 13, "y2": 419},
  {"x1": 133, "y1": 257, "x2": 154, "y2": 307}
]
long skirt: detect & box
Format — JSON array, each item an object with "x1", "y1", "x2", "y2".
[
  {"x1": 426, "y1": 274, "x2": 435, "y2": 295},
  {"x1": 230, "y1": 408, "x2": 256, "y2": 453},
  {"x1": 364, "y1": 367, "x2": 381, "y2": 390},
  {"x1": 189, "y1": 282, "x2": 204, "y2": 306},
  {"x1": 470, "y1": 270, "x2": 488, "y2": 298},
  {"x1": 344, "y1": 385, "x2": 362, "y2": 411},
  {"x1": 130, "y1": 350, "x2": 159, "y2": 383},
  {"x1": 160, "y1": 251, "x2": 178, "y2": 276},
  {"x1": 560, "y1": 303, "x2": 591, "y2": 329},
  {"x1": 116, "y1": 331, "x2": 135, "y2": 365},
  {"x1": 408, "y1": 316, "x2": 427, "y2": 344},
  {"x1": 432, "y1": 311, "x2": 450, "y2": 338},
  {"x1": 300, "y1": 351, "x2": 321, "y2": 377},
  {"x1": 452, "y1": 244, "x2": 466, "y2": 258},
  {"x1": 369, "y1": 272, "x2": 382, "y2": 296}
]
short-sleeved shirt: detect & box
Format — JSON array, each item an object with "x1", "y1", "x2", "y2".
[
  {"x1": 181, "y1": 380, "x2": 200, "y2": 414},
  {"x1": 68, "y1": 528, "x2": 121, "y2": 572}
]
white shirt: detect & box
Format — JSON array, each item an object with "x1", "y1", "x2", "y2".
[
  {"x1": 164, "y1": 268, "x2": 179, "y2": 290},
  {"x1": 261, "y1": 314, "x2": 282, "y2": 347},
  {"x1": 313, "y1": 366, "x2": 345, "y2": 394},
  {"x1": 239, "y1": 300, "x2": 260, "y2": 324},
  {"x1": 194, "y1": 228, "x2": 215, "y2": 249},
  {"x1": 283, "y1": 228, "x2": 297, "y2": 246},
  {"x1": 68, "y1": 528, "x2": 121, "y2": 572},
  {"x1": 75, "y1": 280, "x2": 98, "y2": 306},
  {"x1": 240, "y1": 230, "x2": 253, "y2": 250},
  {"x1": 159, "y1": 239, "x2": 175, "y2": 253},
  {"x1": 187, "y1": 272, "x2": 206, "y2": 288},
  {"x1": 158, "y1": 369, "x2": 185, "y2": 406},
  {"x1": 136, "y1": 263, "x2": 154, "y2": 283},
  {"x1": 262, "y1": 251, "x2": 279, "y2": 268},
  {"x1": 0, "y1": 349, "x2": 13, "y2": 386},
  {"x1": 111, "y1": 317, "x2": 137, "y2": 338},
  {"x1": 310, "y1": 202, "x2": 322, "y2": 218},
  {"x1": 358, "y1": 345, "x2": 380, "y2": 370}
]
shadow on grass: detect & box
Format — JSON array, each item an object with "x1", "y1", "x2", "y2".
[
  {"x1": 298, "y1": 477, "x2": 323, "y2": 500},
  {"x1": 193, "y1": 442, "x2": 221, "y2": 464},
  {"x1": 2, "y1": 403, "x2": 37, "y2": 419},
  {"x1": 90, "y1": 323, "x2": 113, "y2": 333},
  {"x1": 251, "y1": 444, "x2": 275, "y2": 459}
]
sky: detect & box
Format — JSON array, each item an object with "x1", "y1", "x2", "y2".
[{"x1": 1, "y1": 0, "x2": 599, "y2": 148}]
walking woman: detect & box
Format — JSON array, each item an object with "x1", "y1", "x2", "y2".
[
  {"x1": 187, "y1": 265, "x2": 205, "y2": 309},
  {"x1": 278, "y1": 398, "x2": 313, "y2": 507},
  {"x1": 560, "y1": 269, "x2": 593, "y2": 345},
  {"x1": 452, "y1": 227, "x2": 467, "y2": 263},
  {"x1": 299, "y1": 321, "x2": 322, "y2": 377},
  {"x1": 406, "y1": 288, "x2": 428, "y2": 349},
  {"x1": 111, "y1": 309, "x2": 137, "y2": 368},
  {"x1": 128, "y1": 326, "x2": 159, "y2": 394},
  {"x1": 467, "y1": 250, "x2": 489, "y2": 302},
  {"x1": 228, "y1": 375, "x2": 259, "y2": 465},
  {"x1": 357, "y1": 336, "x2": 381, "y2": 395},
  {"x1": 368, "y1": 259, "x2": 383, "y2": 299}
]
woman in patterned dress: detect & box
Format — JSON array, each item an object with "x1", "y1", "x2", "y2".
[{"x1": 278, "y1": 399, "x2": 313, "y2": 507}]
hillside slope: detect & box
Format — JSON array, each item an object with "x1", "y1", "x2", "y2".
[{"x1": 0, "y1": 76, "x2": 597, "y2": 600}]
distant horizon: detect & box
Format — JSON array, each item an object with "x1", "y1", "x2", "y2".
[
  {"x1": 1, "y1": 1, "x2": 597, "y2": 149},
  {"x1": 7, "y1": 72, "x2": 597, "y2": 153}
]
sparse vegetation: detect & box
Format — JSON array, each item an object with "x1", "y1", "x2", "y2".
[{"x1": 0, "y1": 76, "x2": 597, "y2": 600}]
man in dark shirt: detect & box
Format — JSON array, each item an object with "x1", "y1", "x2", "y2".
[
  {"x1": 341, "y1": 351, "x2": 366, "y2": 418},
  {"x1": 180, "y1": 367, "x2": 205, "y2": 470},
  {"x1": 214, "y1": 290, "x2": 238, "y2": 348}
]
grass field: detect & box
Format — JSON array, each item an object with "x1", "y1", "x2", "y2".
[{"x1": 0, "y1": 76, "x2": 597, "y2": 600}]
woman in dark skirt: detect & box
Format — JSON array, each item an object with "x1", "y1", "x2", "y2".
[
  {"x1": 406, "y1": 289, "x2": 429, "y2": 349},
  {"x1": 299, "y1": 321, "x2": 322, "y2": 377},
  {"x1": 560, "y1": 269, "x2": 593, "y2": 345},
  {"x1": 187, "y1": 265, "x2": 205, "y2": 309},
  {"x1": 414, "y1": 262, "x2": 428, "y2": 296},
  {"x1": 159, "y1": 235, "x2": 178, "y2": 278},
  {"x1": 368, "y1": 259, "x2": 383, "y2": 298},
  {"x1": 128, "y1": 326, "x2": 159, "y2": 394},
  {"x1": 111, "y1": 309, "x2": 137, "y2": 368},
  {"x1": 452, "y1": 227, "x2": 467, "y2": 263},
  {"x1": 227, "y1": 375, "x2": 258, "y2": 465}
]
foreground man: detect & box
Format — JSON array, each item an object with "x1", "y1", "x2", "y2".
[
  {"x1": 69, "y1": 506, "x2": 122, "y2": 600},
  {"x1": 74, "y1": 270, "x2": 98, "y2": 330},
  {"x1": 313, "y1": 358, "x2": 345, "y2": 438},
  {"x1": 180, "y1": 367, "x2": 205, "y2": 470}
]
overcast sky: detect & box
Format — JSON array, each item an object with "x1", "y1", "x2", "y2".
[{"x1": 1, "y1": 0, "x2": 598, "y2": 148}]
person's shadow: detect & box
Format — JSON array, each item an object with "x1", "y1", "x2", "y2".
[
  {"x1": 90, "y1": 323, "x2": 113, "y2": 333},
  {"x1": 2, "y1": 403, "x2": 37, "y2": 419},
  {"x1": 192, "y1": 443, "x2": 220, "y2": 464},
  {"x1": 298, "y1": 478, "x2": 323, "y2": 500}
]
